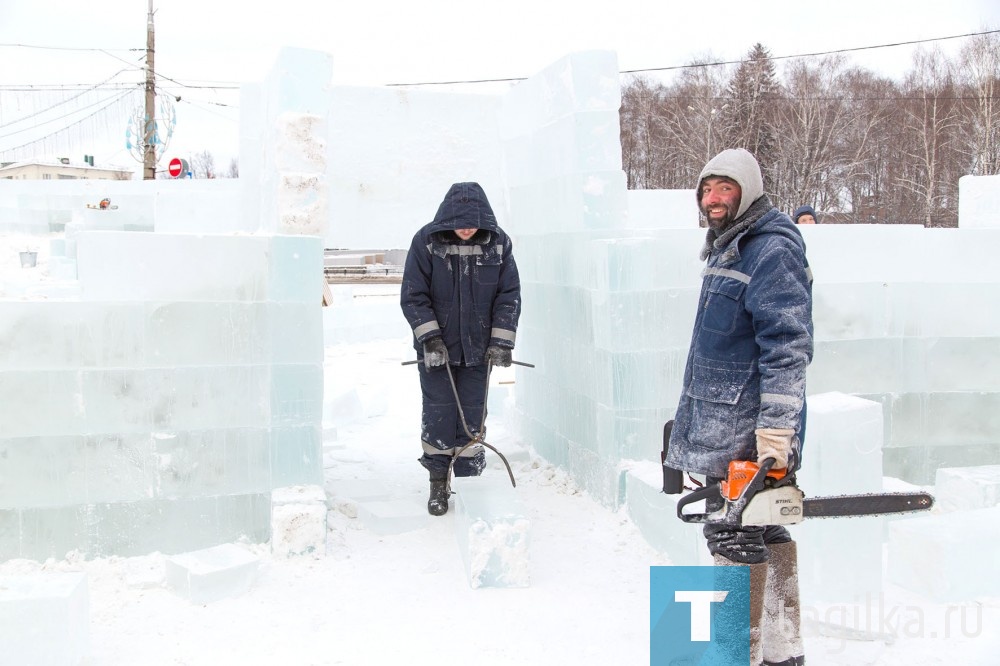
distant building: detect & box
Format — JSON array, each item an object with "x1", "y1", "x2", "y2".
[{"x1": 0, "y1": 158, "x2": 133, "y2": 181}]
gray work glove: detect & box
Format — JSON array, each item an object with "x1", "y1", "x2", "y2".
[
  {"x1": 422, "y1": 337, "x2": 448, "y2": 369},
  {"x1": 755, "y1": 428, "x2": 795, "y2": 470},
  {"x1": 485, "y1": 345, "x2": 512, "y2": 368}
]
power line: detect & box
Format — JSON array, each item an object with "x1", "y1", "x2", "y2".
[
  {"x1": 622, "y1": 29, "x2": 1000, "y2": 75},
  {"x1": 389, "y1": 28, "x2": 1000, "y2": 87},
  {"x1": 0, "y1": 42, "x2": 139, "y2": 54},
  {"x1": 0, "y1": 83, "x2": 141, "y2": 91},
  {"x1": 9, "y1": 27, "x2": 997, "y2": 92},
  {"x1": 0, "y1": 42, "x2": 146, "y2": 78}
]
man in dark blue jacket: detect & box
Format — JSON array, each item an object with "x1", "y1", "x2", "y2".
[
  {"x1": 401, "y1": 182, "x2": 521, "y2": 516},
  {"x1": 665, "y1": 149, "x2": 813, "y2": 666}
]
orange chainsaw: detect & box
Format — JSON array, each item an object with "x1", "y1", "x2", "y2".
[
  {"x1": 661, "y1": 420, "x2": 934, "y2": 526},
  {"x1": 673, "y1": 457, "x2": 935, "y2": 526}
]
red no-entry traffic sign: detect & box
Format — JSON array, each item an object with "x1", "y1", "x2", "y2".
[{"x1": 168, "y1": 157, "x2": 184, "y2": 178}]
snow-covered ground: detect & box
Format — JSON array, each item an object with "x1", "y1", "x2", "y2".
[{"x1": 1, "y1": 330, "x2": 997, "y2": 665}]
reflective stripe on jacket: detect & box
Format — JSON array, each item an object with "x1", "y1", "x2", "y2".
[
  {"x1": 667, "y1": 204, "x2": 813, "y2": 478},
  {"x1": 400, "y1": 182, "x2": 521, "y2": 366}
]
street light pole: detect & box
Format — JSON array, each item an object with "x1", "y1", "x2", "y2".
[{"x1": 143, "y1": 0, "x2": 156, "y2": 180}]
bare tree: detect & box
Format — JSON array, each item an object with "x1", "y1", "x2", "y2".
[
  {"x1": 898, "y1": 48, "x2": 963, "y2": 227},
  {"x1": 958, "y1": 31, "x2": 1000, "y2": 176},
  {"x1": 771, "y1": 56, "x2": 852, "y2": 214},
  {"x1": 835, "y1": 68, "x2": 900, "y2": 224},
  {"x1": 617, "y1": 39, "x2": 985, "y2": 226},
  {"x1": 620, "y1": 76, "x2": 666, "y2": 189},
  {"x1": 226, "y1": 157, "x2": 239, "y2": 179},
  {"x1": 191, "y1": 150, "x2": 216, "y2": 179},
  {"x1": 619, "y1": 59, "x2": 729, "y2": 191},
  {"x1": 664, "y1": 60, "x2": 731, "y2": 184}
]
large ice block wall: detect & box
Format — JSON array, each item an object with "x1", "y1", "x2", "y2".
[
  {"x1": 801, "y1": 224, "x2": 1000, "y2": 483},
  {"x1": 326, "y1": 87, "x2": 506, "y2": 250},
  {"x1": 496, "y1": 51, "x2": 674, "y2": 506},
  {"x1": 3, "y1": 45, "x2": 998, "y2": 563},
  {"x1": 486, "y1": 52, "x2": 1000, "y2": 505},
  {"x1": 0, "y1": 178, "x2": 241, "y2": 236},
  {"x1": 0, "y1": 48, "x2": 326, "y2": 560}
]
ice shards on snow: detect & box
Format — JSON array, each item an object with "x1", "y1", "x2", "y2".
[{"x1": 452, "y1": 475, "x2": 530, "y2": 589}]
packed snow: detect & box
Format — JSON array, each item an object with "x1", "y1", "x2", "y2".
[{"x1": 1, "y1": 317, "x2": 997, "y2": 664}]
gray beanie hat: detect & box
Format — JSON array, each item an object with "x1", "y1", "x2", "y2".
[{"x1": 696, "y1": 148, "x2": 764, "y2": 221}]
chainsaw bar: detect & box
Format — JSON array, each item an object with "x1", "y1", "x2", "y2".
[
  {"x1": 675, "y1": 455, "x2": 937, "y2": 525},
  {"x1": 803, "y1": 491, "x2": 934, "y2": 518}
]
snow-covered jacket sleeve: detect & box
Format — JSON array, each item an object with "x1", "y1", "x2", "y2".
[
  {"x1": 489, "y1": 234, "x2": 521, "y2": 349},
  {"x1": 745, "y1": 239, "x2": 813, "y2": 430},
  {"x1": 400, "y1": 231, "x2": 442, "y2": 343}
]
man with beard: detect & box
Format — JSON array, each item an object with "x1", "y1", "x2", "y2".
[{"x1": 665, "y1": 148, "x2": 813, "y2": 666}]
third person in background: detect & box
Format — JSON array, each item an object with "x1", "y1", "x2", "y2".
[{"x1": 792, "y1": 205, "x2": 817, "y2": 225}]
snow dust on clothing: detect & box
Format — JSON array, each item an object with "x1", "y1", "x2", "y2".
[
  {"x1": 667, "y1": 149, "x2": 814, "y2": 479},
  {"x1": 400, "y1": 181, "x2": 521, "y2": 366},
  {"x1": 400, "y1": 182, "x2": 521, "y2": 476}
]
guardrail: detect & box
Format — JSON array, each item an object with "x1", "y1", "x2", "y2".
[{"x1": 324, "y1": 265, "x2": 403, "y2": 282}]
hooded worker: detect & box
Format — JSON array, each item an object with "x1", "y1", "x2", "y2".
[
  {"x1": 400, "y1": 182, "x2": 521, "y2": 516},
  {"x1": 666, "y1": 148, "x2": 814, "y2": 666}
]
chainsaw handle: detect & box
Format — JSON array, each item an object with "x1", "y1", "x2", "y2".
[
  {"x1": 741, "y1": 457, "x2": 776, "y2": 500},
  {"x1": 676, "y1": 459, "x2": 777, "y2": 524},
  {"x1": 676, "y1": 484, "x2": 723, "y2": 523}
]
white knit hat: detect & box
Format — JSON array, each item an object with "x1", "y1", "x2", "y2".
[{"x1": 697, "y1": 148, "x2": 764, "y2": 221}]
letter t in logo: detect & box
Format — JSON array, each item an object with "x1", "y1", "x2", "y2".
[{"x1": 674, "y1": 590, "x2": 729, "y2": 641}]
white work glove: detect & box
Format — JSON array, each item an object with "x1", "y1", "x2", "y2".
[{"x1": 755, "y1": 428, "x2": 796, "y2": 470}]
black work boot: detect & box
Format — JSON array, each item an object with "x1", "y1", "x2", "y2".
[{"x1": 428, "y1": 477, "x2": 450, "y2": 516}]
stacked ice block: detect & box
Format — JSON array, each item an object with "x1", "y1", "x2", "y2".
[
  {"x1": 501, "y1": 51, "x2": 704, "y2": 507},
  {"x1": 241, "y1": 47, "x2": 332, "y2": 236},
  {"x1": 0, "y1": 231, "x2": 324, "y2": 559},
  {"x1": 0, "y1": 47, "x2": 330, "y2": 561},
  {"x1": 805, "y1": 225, "x2": 1000, "y2": 483}
]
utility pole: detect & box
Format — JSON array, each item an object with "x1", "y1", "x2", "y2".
[{"x1": 143, "y1": 0, "x2": 156, "y2": 180}]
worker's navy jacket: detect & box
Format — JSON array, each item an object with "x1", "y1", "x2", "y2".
[
  {"x1": 401, "y1": 182, "x2": 521, "y2": 366},
  {"x1": 667, "y1": 200, "x2": 814, "y2": 478}
]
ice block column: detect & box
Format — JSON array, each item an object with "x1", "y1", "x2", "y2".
[
  {"x1": 499, "y1": 51, "x2": 635, "y2": 510},
  {"x1": 0, "y1": 572, "x2": 89, "y2": 666},
  {"x1": 452, "y1": 476, "x2": 531, "y2": 588},
  {"x1": 793, "y1": 392, "x2": 885, "y2": 605},
  {"x1": 254, "y1": 47, "x2": 332, "y2": 237}
]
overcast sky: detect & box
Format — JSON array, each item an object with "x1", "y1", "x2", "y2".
[{"x1": 1, "y1": 0, "x2": 998, "y2": 173}]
